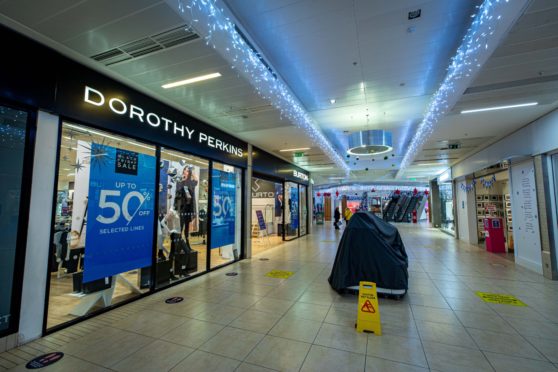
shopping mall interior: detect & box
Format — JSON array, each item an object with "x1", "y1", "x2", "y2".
[{"x1": 1, "y1": 1, "x2": 558, "y2": 371}]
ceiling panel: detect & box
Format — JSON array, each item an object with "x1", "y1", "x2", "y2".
[
  {"x1": 108, "y1": 39, "x2": 215, "y2": 76},
  {"x1": 225, "y1": 0, "x2": 482, "y2": 179},
  {"x1": 0, "y1": 0, "x2": 82, "y2": 25},
  {"x1": 64, "y1": 3, "x2": 185, "y2": 56},
  {"x1": 412, "y1": 0, "x2": 558, "y2": 176}
]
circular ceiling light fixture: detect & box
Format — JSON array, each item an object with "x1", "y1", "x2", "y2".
[{"x1": 347, "y1": 130, "x2": 392, "y2": 156}]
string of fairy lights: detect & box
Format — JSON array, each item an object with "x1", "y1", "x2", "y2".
[
  {"x1": 177, "y1": 0, "x2": 350, "y2": 173},
  {"x1": 399, "y1": 0, "x2": 511, "y2": 172},
  {"x1": 460, "y1": 174, "x2": 497, "y2": 192}
]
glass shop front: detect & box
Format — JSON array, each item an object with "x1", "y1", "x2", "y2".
[
  {"x1": 43, "y1": 66, "x2": 248, "y2": 331},
  {"x1": 250, "y1": 148, "x2": 310, "y2": 255}
]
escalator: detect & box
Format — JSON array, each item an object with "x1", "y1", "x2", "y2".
[
  {"x1": 393, "y1": 193, "x2": 410, "y2": 222},
  {"x1": 395, "y1": 194, "x2": 413, "y2": 222},
  {"x1": 382, "y1": 194, "x2": 399, "y2": 222},
  {"x1": 401, "y1": 194, "x2": 420, "y2": 222}
]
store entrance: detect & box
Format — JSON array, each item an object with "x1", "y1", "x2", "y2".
[
  {"x1": 475, "y1": 170, "x2": 514, "y2": 258},
  {"x1": 251, "y1": 177, "x2": 283, "y2": 255}
]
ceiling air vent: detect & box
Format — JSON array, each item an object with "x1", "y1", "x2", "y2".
[
  {"x1": 408, "y1": 9, "x2": 421, "y2": 20},
  {"x1": 91, "y1": 24, "x2": 199, "y2": 66},
  {"x1": 91, "y1": 48, "x2": 132, "y2": 65},
  {"x1": 152, "y1": 25, "x2": 199, "y2": 48},
  {"x1": 119, "y1": 37, "x2": 163, "y2": 58}
]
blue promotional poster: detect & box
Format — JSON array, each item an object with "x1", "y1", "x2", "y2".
[
  {"x1": 255, "y1": 210, "x2": 266, "y2": 231},
  {"x1": 158, "y1": 160, "x2": 169, "y2": 213},
  {"x1": 84, "y1": 143, "x2": 155, "y2": 283},
  {"x1": 274, "y1": 183, "x2": 283, "y2": 217},
  {"x1": 210, "y1": 169, "x2": 236, "y2": 249},
  {"x1": 290, "y1": 186, "x2": 299, "y2": 229}
]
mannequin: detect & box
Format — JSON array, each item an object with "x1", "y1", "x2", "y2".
[{"x1": 174, "y1": 165, "x2": 198, "y2": 241}]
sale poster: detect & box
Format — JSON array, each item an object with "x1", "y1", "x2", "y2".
[
  {"x1": 210, "y1": 169, "x2": 236, "y2": 249},
  {"x1": 83, "y1": 143, "x2": 155, "y2": 283},
  {"x1": 290, "y1": 186, "x2": 299, "y2": 229}
]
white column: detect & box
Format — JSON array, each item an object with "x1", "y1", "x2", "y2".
[
  {"x1": 244, "y1": 144, "x2": 253, "y2": 258},
  {"x1": 19, "y1": 111, "x2": 59, "y2": 344},
  {"x1": 307, "y1": 178, "x2": 313, "y2": 235},
  {"x1": 456, "y1": 176, "x2": 479, "y2": 244}
]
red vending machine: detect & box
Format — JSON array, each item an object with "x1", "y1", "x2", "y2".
[{"x1": 484, "y1": 217, "x2": 505, "y2": 253}]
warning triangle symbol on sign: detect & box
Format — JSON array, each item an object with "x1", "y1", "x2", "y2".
[{"x1": 361, "y1": 300, "x2": 376, "y2": 313}]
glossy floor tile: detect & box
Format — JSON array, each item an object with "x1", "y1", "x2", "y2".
[{"x1": 3, "y1": 223, "x2": 558, "y2": 371}]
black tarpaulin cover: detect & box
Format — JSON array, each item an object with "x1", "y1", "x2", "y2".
[{"x1": 328, "y1": 211, "x2": 408, "y2": 292}]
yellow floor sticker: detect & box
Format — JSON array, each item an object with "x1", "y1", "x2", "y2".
[
  {"x1": 265, "y1": 270, "x2": 294, "y2": 279},
  {"x1": 475, "y1": 291, "x2": 527, "y2": 306}
]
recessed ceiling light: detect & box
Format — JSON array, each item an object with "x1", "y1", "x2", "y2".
[
  {"x1": 460, "y1": 102, "x2": 538, "y2": 114},
  {"x1": 279, "y1": 147, "x2": 311, "y2": 152},
  {"x1": 162, "y1": 72, "x2": 222, "y2": 89},
  {"x1": 126, "y1": 141, "x2": 154, "y2": 150},
  {"x1": 65, "y1": 123, "x2": 122, "y2": 141},
  {"x1": 330, "y1": 99, "x2": 336, "y2": 104}
]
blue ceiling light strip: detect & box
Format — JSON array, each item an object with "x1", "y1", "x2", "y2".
[
  {"x1": 176, "y1": 0, "x2": 350, "y2": 173},
  {"x1": 398, "y1": 0, "x2": 516, "y2": 175}
]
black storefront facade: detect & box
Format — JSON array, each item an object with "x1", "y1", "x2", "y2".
[{"x1": 0, "y1": 25, "x2": 309, "y2": 347}]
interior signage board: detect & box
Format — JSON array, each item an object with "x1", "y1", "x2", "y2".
[
  {"x1": 293, "y1": 170, "x2": 309, "y2": 181},
  {"x1": 54, "y1": 60, "x2": 248, "y2": 168},
  {"x1": 252, "y1": 147, "x2": 309, "y2": 184},
  {"x1": 251, "y1": 178, "x2": 276, "y2": 198}
]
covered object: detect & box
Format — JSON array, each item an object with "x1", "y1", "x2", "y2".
[{"x1": 328, "y1": 211, "x2": 408, "y2": 295}]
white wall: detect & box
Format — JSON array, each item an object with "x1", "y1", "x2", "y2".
[
  {"x1": 456, "y1": 176, "x2": 478, "y2": 243},
  {"x1": 18, "y1": 112, "x2": 59, "y2": 344},
  {"x1": 510, "y1": 160, "x2": 543, "y2": 274},
  {"x1": 453, "y1": 109, "x2": 558, "y2": 179}
]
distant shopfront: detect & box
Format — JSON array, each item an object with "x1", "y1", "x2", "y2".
[
  {"x1": 430, "y1": 170, "x2": 455, "y2": 236},
  {"x1": 250, "y1": 148, "x2": 309, "y2": 255}
]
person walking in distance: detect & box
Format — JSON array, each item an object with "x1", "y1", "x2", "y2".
[{"x1": 334, "y1": 207, "x2": 341, "y2": 230}]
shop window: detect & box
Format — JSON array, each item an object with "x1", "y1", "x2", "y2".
[
  {"x1": 439, "y1": 182, "x2": 454, "y2": 233},
  {"x1": 0, "y1": 105, "x2": 30, "y2": 335},
  {"x1": 285, "y1": 182, "x2": 299, "y2": 240},
  {"x1": 210, "y1": 162, "x2": 242, "y2": 268},
  {"x1": 299, "y1": 185, "x2": 307, "y2": 236},
  {"x1": 156, "y1": 148, "x2": 209, "y2": 288},
  {"x1": 47, "y1": 122, "x2": 156, "y2": 329},
  {"x1": 251, "y1": 177, "x2": 283, "y2": 255}
]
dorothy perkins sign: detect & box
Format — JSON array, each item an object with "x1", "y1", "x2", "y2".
[{"x1": 84, "y1": 86, "x2": 244, "y2": 157}]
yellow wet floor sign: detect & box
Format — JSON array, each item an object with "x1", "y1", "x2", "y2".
[
  {"x1": 356, "y1": 281, "x2": 381, "y2": 335},
  {"x1": 265, "y1": 270, "x2": 294, "y2": 279},
  {"x1": 475, "y1": 291, "x2": 527, "y2": 306}
]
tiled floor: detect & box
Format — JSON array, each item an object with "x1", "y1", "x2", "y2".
[{"x1": 2, "y1": 223, "x2": 558, "y2": 371}]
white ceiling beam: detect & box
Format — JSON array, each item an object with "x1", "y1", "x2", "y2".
[
  {"x1": 165, "y1": 0, "x2": 349, "y2": 173},
  {"x1": 396, "y1": 0, "x2": 532, "y2": 179}
]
